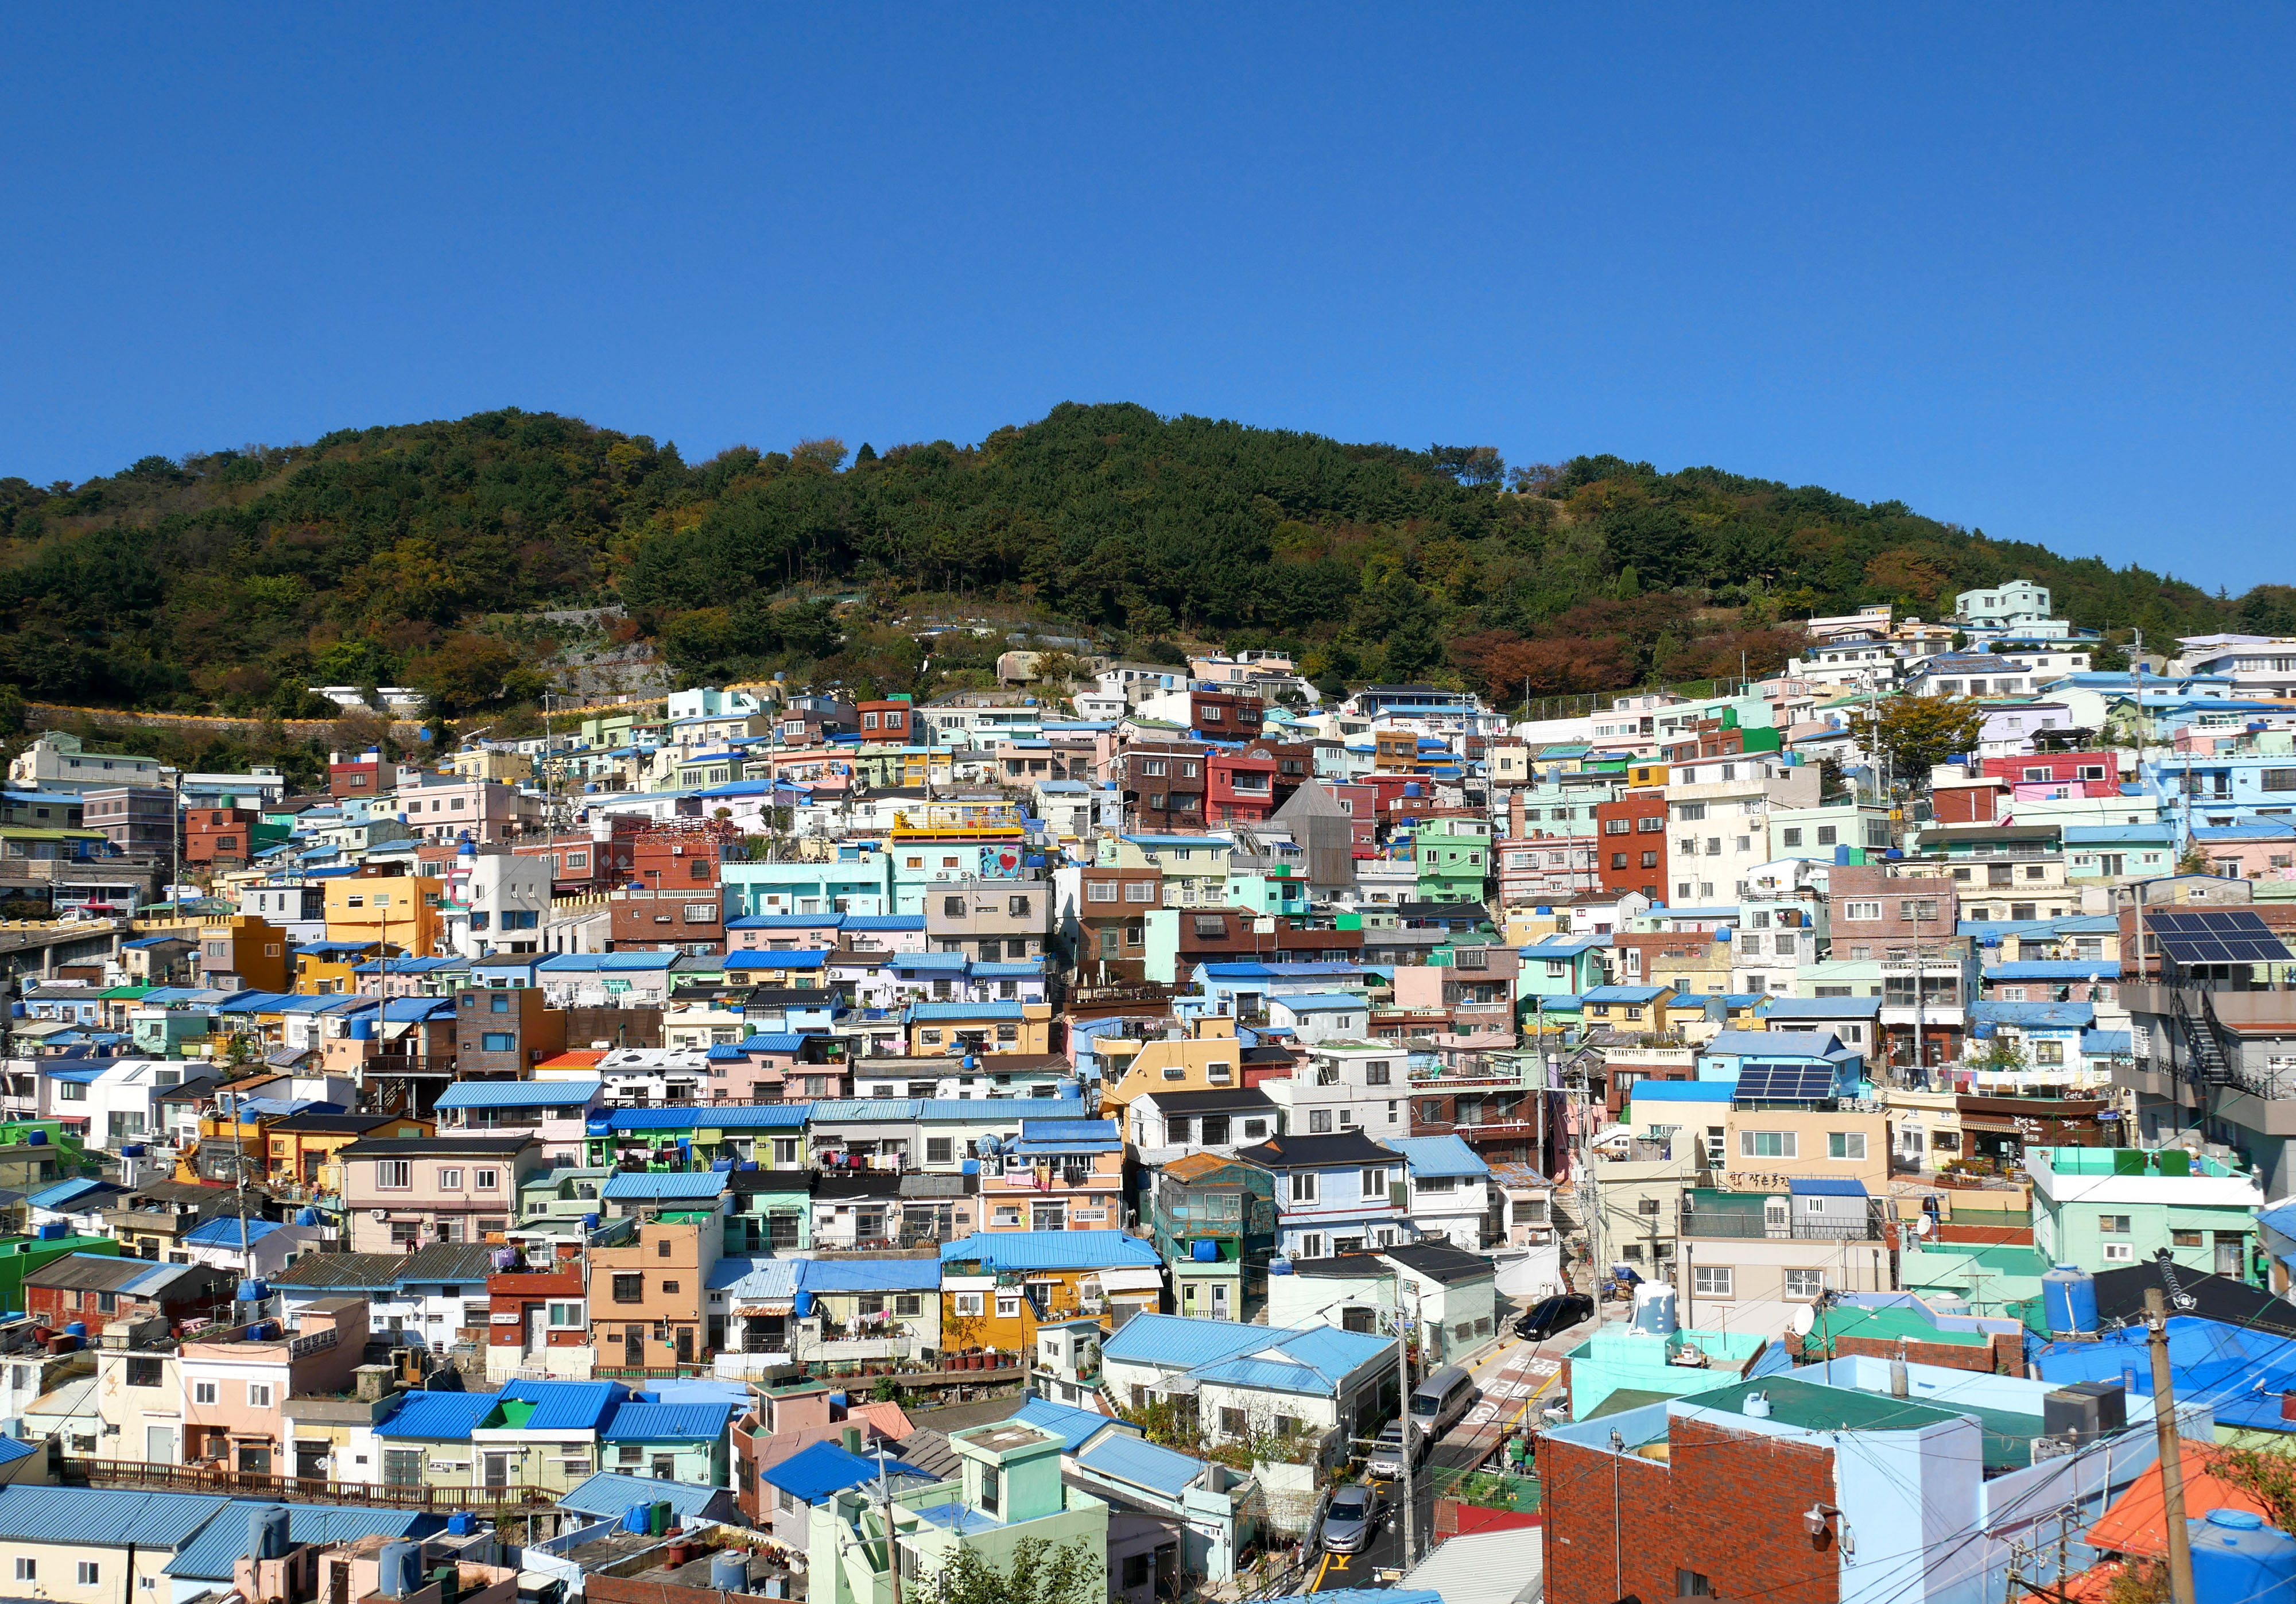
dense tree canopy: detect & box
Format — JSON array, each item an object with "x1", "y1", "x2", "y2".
[{"x1": 0, "y1": 403, "x2": 2243, "y2": 718}]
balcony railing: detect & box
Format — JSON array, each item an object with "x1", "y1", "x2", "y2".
[{"x1": 1680, "y1": 1208, "x2": 1886, "y2": 1242}]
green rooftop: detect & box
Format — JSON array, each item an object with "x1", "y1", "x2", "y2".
[
  {"x1": 1798, "y1": 1304, "x2": 1989, "y2": 1353},
  {"x1": 1677, "y1": 1377, "x2": 2047, "y2": 1473}
]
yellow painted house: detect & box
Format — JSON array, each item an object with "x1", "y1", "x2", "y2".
[
  {"x1": 905, "y1": 1000, "x2": 1052, "y2": 1057},
  {"x1": 1097, "y1": 1016, "x2": 1243, "y2": 1116},
  {"x1": 324, "y1": 873, "x2": 444, "y2": 956}
]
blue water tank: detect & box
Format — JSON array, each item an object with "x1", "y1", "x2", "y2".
[
  {"x1": 445, "y1": 1512, "x2": 475, "y2": 1537},
  {"x1": 34, "y1": 1223, "x2": 64, "y2": 1241},
  {"x1": 63, "y1": 1322, "x2": 85, "y2": 1339},
  {"x1": 377, "y1": 1541, "x2": 422, "y2": 1598},
  {"x1": 250, "y1": 1505, "x2": 291, "y2": 1560},
  {"x1": 2041, "y1": 1264, "x2": 2099, "y2": 1336},
  {"x1": 26, "y1": 1130, "x2": 46, "y2": 1146},
  {"x1": 581, "y1": 1212, "x2": 600, "y2": 1230},
  {"x1": 587, "y1": 1114, "x2": 613, "y2": 1136},
  {"x1": 738, "y1": 1160, "x2": 758, "y2": 1172},
  {"x1": 1190, "y1": 1239, "x2": 1220, "y2": 1262},
  {"x1": 350, "y1": 1018, "x2": 376, "y2": 1041},
  {"x1": 622, "y1": 1505, "x2": 651, "y2": 1535},
  {"x1": 794, "y1": 1290, "x2": 815, "y2": 1319},
  {"x1": 2189, "y1": 1509, "x2": 2296, "y2": 1604},
  {"x1": 960, "y1": 1159, "x2": 979, "y2": 1176},
  {"x1": 237, "y1": 1278, "x2": 270, "y2": 1305},
  {"x1": 711, "y1": 1157, "x2": 735, "y2": 1172},
  {"x1": 1833, "y1": 844, "x2": 1852, "y2": 866},
  {"x1": 1716, "y1": 927, "x2": 1733, "y2": 943},
  {"x1": 119, "y1": 1144, "x2": 145, "y2": 1159},
  {"x1": 711, "y1": 1553, "x2": 749, "y2": 1594},
  {"x1": 1269, "y1": 1258, "x2": 1294, "y2": 1276}
]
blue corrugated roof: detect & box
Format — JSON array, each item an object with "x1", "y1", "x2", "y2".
[
  {"x1": 906, "y1": 1001, "x2": 1026, "y2": 1020},
  {"x1": 606, "y1": 1106, "x2": 810, "y2": 1132},
  {"x1": 377, "y1": 1390, "x2": 498, "y2": 1440},
  {"x1": 1010, "y1": 1396, "x2": 1127, "y2": 1450},
  {"x1": 758, "y1": 1440, "x2": 929, "y2": 1502},
  {"x1": 1628, "y1": 1080, "x2": 1737, "y2": 1103},
  {"x1": 182, "y1": 1215, "x2": 289, "y2": 1247},
  {"x1": 165, "y1": 1505, "x2": 439, "y2": 1580},
  {"x1": 1789, "y1": 1177, "x2": 1870, "y2": 1198},
  {"x1": 721, "y1": 1259, "x2": 802, "y2": 1301},
  {"x1": 497, "y1": 1378, "x2": 627, "y2": 1431},
  {"x1": 723, "y1": 951, "x2": 830, "y2": 970},
  {"x1": 1016, "y1": 1119, "x2": 1118, "y2": 1145},
  {"x1": 600, "y1": 1172, "x2": 728, "y2": 1201},
  {"x1": 1984, "y1": 962, "x2": 2114, "y2": 980},
  {"x1": 1273, "y1": 993, "x2": 1370, "y2": 1013},
  {"x1": 940, "y1": 1231, "x2": 1161, "y2": 1272},
  {"x1": 600, "y1": 1400, "x2": 739, "y2": 1442},
  {"x1": 1076, "y1": 1430, "x2": 1204, "y2": 1498},
  {"x1": 25, "y1": 1176, "x2": 111, "y2": 1209},
  {"x1": 1386, "y1": 1134, "x2": 1490, "y2": 1179},
  {"x1": 796, "y1": 1259, "x2": 942, "y2": 1294},
  {"x1": 434, "y1": 1078, "x2": 602, "y2": 1109},
  {"x1": 0, "y1": 1485, "x2": 234, "y2": 1548},
  {"x1": 559, "y1": 1471, "x2": 730, "y2": 1523}
]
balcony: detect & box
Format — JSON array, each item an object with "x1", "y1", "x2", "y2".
[{"x1": 1679, "y1": 1205, "x2": 1887, "y2": 1242}]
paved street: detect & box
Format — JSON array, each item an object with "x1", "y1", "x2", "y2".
[{"x1": 1302, "y1": 1309, "x2": 1588, "y2": 1590}]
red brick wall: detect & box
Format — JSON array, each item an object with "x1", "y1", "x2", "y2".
[
  {"x1": 1541, "y1": 1417, "x2": 1840, "y2": 1604},
  {"x1": 1785, "y1": 1328, "x2": 2022, "y2": 1374}
]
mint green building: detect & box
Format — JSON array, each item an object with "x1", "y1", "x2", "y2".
[
  {"x1": 2027, "y1": 1146, "x2": 2267, "y2": 1284},
  {"x1": 1898, "y1": 1243, "x2": 2051, "y2": 1324},
  {"x1": 1564, "y1": 1320, "x2": 1767, "y2": 1419},
  {"x1": 810, "y1": 1419, "x2": 1109, "y2": 1604}
]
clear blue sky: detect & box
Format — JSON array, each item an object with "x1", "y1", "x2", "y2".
[{"x1": 5, "y1": 7, "x2": 2293, "y2": 590}]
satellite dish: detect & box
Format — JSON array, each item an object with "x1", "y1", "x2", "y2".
[
  {"x1": 1789, "y1": 1305, "x2": 1817, "y2": 1336},
  {"x1": 1914, "y1": 1214, "x2": 1935, "y2": 1238}
]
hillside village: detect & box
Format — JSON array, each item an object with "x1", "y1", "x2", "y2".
[{"x1": 0, "y1": 575, "x2": 2289, "y2": 1603}]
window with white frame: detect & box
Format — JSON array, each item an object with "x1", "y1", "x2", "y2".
[
  {"x1": 1692, "y1": 1265, "x2": 1733, "y2": 1297},
  {"x1": 1784, "y1": 1269, "x2": 1825, "y2": 1299},
  {"x1": 247, "y1": 1382, "x2": 273, "y2": 1408},
  {"x1": 1828, "y1": 1132, "x2": 1866, "y2": 1160},
  {"x1": 1740, "y1": 1131, "x2": 1797, "y2": 1159}
]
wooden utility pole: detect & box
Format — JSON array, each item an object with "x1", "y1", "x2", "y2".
[{"x1": 2145, "y1": 1287, "x2": 2197, "y2": 1604}]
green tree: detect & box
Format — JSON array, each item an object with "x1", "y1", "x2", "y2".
[
  {"x1": 927, "y1": 1537, "x2": 1102, "y2": 1604},
  {"x1": 1860, "y1": 697, "x2": 1985, "y2": 786}
]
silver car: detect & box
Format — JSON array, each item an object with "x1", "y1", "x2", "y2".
[
  {"x1": 1320, "y1": 1482, "x2": 1385, "y2": 1554},
  {"x1": 1363, "y1": 1419, "x2": 1426, "y2": 1478}
]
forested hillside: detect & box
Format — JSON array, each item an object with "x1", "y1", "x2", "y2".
[{"x1": 0, "y1": 403, "x2": 2258, "y2": 726}]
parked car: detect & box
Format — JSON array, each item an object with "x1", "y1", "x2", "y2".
[
  {"x1": 1319, "y1": 1482, "x2": 1385, "y2": 1553},
  {"x1": 1363, "y1": 1418, "x2": 1429, "y2": 1478},
  {"x1": 1515, "y1": 1292, "x2": 1596, "y2": 1342}
]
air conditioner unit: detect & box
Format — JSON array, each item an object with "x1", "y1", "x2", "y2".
[{"x1": 371, "y1": 1210, "x2": 389, "y2": 1222}]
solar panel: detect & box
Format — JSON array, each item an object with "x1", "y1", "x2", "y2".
[
  {"x1": 1734, "y1": 1063, "x2": 1834, "y2": 1101},
  {"x1": 2146, "y1": 909, "x2": 2294, "y2": 966}
]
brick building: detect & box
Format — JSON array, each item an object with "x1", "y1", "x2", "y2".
[
  {"x1": 1593, "y1": 793, "x2": 1668, "y2": 901},
  {"x1": 1826, "y1": 865, "x2": 1960, "y2": 962},
  {"x1": 1115, "y1": 740, "x2": 1211, "y2": 833},
  {"x1": 184, "y1": 806, "x2": 263, "y2": 870}
]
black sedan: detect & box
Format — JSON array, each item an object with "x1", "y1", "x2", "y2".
[{"x1": 1515, "y1": 1292, "x2": 1596, "y2": 1342}]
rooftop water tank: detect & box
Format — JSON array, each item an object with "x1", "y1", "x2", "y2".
[
  {"x1": 118, "y1": 1144, "x2": 145, "y2": 1159},
  {"x1": 794, "y1": 1290, "x2": 815, "y2": 1319},
  {"x1": 377, "y1": 1542, "x2": 422, "y2": 1599},
  {"x1": 236, "y1": 1278, "x2": 270, "y2": 1305},
  {"x1": 2189, "y1": 1508, "x2": 2296, "y2": 1604},
  {"x1": 2040, "y1": 1264, "x2": 2099, "y2": 1336},
  {"x1": 250, "y1": 1505, "x2": 292, "y2": 1561},
  {"x1": 1631, "y1": 1283, "x2": 1679, "y2": 1338},
  {"x1": 63, "y1": 1321, "x2": 86, "y2": 1339},
  {"x1": 445, "y1": 1511, "x2": 475, "y2": 1537},
  {"x1": 710, "y1": 1553, "x2": 749, "y2": 1594}
]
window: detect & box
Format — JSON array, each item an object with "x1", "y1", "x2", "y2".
[
  {"x1": 2103, "y1": 1242, "x2": 2135, "y2": 1262},
  {"x1": 1843, "y1": 901, "x2": 1882, "y2": 921},
  {"x1": 1087, "y1": 881, "x2": 1118, "y2": 902},
  {"x1": 2097, "y1": 1214, "x2": 2132, "y2": 1234},
  {"x1": 549, "y1": 1303, "x2": 582, "y2": 1326},
  {"x1": 1366, "y1": 1061, "x2": 1391, "y2": 1086},
  {"x1": 953, "y1": 1292, "x2": 984, "y2": 1318},
  {"x1": 1828, "y1": 1132, "x2": 1867, "y2": 1160},
  {"x1": 247, "y1": 1382, "x2": 273, "y2": 1408},
  {"x1": 1781, "y1": 828, "x2": 1803, "y2": 847},
  {"x1": 1740, "y1": 1131, "x2": 1797, "y2": 1159},
  {"x1": 1677, "y1": 1571, "x2": 1713, "y2": 1598},
  {"x1": 612, "y1": 1273, "x2": 645, "y2": 1303},
  {"x1": 926, "y1": 1137, "x2": 953, "y2": 1164},
  {"x1": 1290, "y1": 1172, "x2": 1319, "y2": 1203},
  {"x1": 2172, "y1": 1230, "x2": 2204, "y2": 1248},
  {"x1": 1123, "y1": 881, "x2": 1155, "y2": 902},
  {"x1": 10, "y1": 1560, "x2": 29, "y2": 1583},
  {"x1": 661, "y1": 1281, "x2": 680, "y2": 1295},
  {"x1": 1308, "y1": 1109, "x2": 1333, "y2": 1133},
  {"x1": 474, "y1": 1168, "x2": 499, "y2": 1190},
  {"x1": 1360, "y1": 1167, "x2": 1387, "y2": 1196},
  {"x1": 2264, "y1": 770, "x2": 2296, "y2": 792},
  {"x1": 72, "y1": 1563, "x2": 99, "y2": 1587},
  {"x1": 1784, "y1": 1269, "x2": 1825, "y2": 1299},
  {"x1": 193, "y1": 1381, "x2": 218, "y2": 1404},
  {"x1": 437, "y1": 1167, "x2": 464, "y2": 1190},
  {"x1": 1692, "y1": 1265, "x2": 1733, "y2": 1297},
  {"x1": 480, "y1": 1032, "x2": 515, "y2": 1052},
  {"x1": 126, "y1": 1356, "x2": 162, "y2": 1387}
]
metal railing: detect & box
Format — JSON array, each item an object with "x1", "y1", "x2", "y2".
[{"x1": 67, "y1": 1458, "x2": 557, "y2": 1508}]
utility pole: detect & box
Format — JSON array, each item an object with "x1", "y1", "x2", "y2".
[
  {"x1": 2146, "y1": 1287, "x2": 2197, "y2": 1604},
  {"x1": 1393, "y1": 1270, "x2": 1417, "y2": 1573}
]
